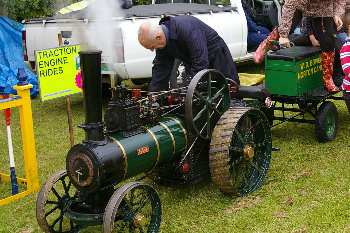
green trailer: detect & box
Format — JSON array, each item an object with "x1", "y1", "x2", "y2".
[{"x1": 264, "y1": 44, "x2": 342, "y2": 142}]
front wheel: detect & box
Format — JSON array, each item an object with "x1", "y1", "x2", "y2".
[
  {"x1": 103, "y1": 182, "x2": 161, "y2": 233},
  {"x1": 315, "y1": 101, "x2": 338, "y2": 142},
  {"x1": 36, "y1": 170, "x2": 85, "y2": 233}
]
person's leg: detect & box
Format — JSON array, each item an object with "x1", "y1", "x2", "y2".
[
  {"x1": 313, "y1": 17, "x2": 339, "y2": 92},
  {"x1": 252, "y1": 27, "x2": 279, "y2": 64},
  {"x1": 210, "y1": 40, "x2": 240, "y2": 84},
  {"x1": 149, "y1": 75, "x2": 170, "y2": 91},
  {"x1": 288, "y1": 9, "x2": 303, "y2": 35},
  {"x1": 289, "y1": 34, "x2": 312, "y2": 46},
  {"x1": 248, "y1": 32, "x2": 268, "y2": 46},
  {"x1": 337, "y1": 31, "x2": 347, "y2": 45},
  {"x1": 333, "y1": 37, "x2": 344, "y2": 86},
  {"x1": 253, "y1": 10, "x2": 303, "y2": 64},
  {"x1": 255, "y1": 25, "x2": 270, "y2": 36}
]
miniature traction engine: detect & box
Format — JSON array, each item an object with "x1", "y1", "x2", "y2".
[{"x1": 36, "y1": 50, "x2": 273, "y2": 232}]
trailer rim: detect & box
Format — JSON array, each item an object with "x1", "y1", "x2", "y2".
[{"x1": 315, "y1": 101, "x2": 338, "y2": 142}]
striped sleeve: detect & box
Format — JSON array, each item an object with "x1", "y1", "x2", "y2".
[
  {"x1": 340, "y1": 42, "x2": 350, "y2": 76},
  {"x1": 340, "y1": 40, "x2": 350, "y2": 91}
]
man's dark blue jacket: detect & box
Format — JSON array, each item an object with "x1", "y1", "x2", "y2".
[{"x1": 150, "y1": 15, "x2": 239, "y2": 91}]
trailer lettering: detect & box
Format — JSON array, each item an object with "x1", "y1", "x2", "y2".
[
  {"x1": 298, "y1": 65, "x2": 322, "y2": 79},
  {"x1": 299, "y1": 57, "x2": 321, "y2": 70},
  {"x1": 298, "y1": 56, "x2": 322, "y2": 79}
]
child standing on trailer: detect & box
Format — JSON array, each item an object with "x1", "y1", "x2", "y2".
[
  {"x1": 340, "y1": 10, "x2": 350, "y2": 114},
  {"x1": 254, "y1": 0, "x2": 346, "y2": 93},
  {"x1": 290, "y1": 16, "x2": 345, "y2": 86}
]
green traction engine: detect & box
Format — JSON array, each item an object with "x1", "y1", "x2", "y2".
[{"x1": 36, "y1": 51, "x2": 273, "y2": 232}]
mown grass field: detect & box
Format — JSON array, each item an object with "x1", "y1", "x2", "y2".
[{"x1": 0, "y1": 63, "x2": 349, "y2": 233}]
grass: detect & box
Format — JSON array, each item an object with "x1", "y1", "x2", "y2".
[{"x1": 0, "y1": 63, "x2": 350, "y2": 233}]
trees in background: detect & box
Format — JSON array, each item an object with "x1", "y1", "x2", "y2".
[
  {"x1": 1, "y1": 0, "x2": 154, "y2": 21},
  {"x1": 0, "y1": 0, "x2": 77, "y2": 21}
]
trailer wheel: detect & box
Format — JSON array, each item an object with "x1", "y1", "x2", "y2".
[
  {"x1": 209, "y1": 107, "x2": 272, "y2": 196},
  {"x1": 103, "y1": 182, "x2": 161, "y2": 233},
  {"x1": 185, "y1": 69, "x2": 231, "y2": 140},
  {"x1": 315, "y1": 101, "x2": 338, "y2": 142},
  {"x1": 36, "y1": 170, "x2": 85, "y2": 233}
]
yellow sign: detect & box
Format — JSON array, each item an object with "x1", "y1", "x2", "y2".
[{"x1": 36, "y1": 44, "x2": 87, "y2": 101}]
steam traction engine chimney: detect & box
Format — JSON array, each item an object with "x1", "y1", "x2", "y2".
[{"x1": 79, "y1": 50, "x2": 104, "y2": 142}]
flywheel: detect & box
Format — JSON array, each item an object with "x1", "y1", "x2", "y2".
[{"x1": 185, "y1": 69, "x2": 232, "y2": 140}]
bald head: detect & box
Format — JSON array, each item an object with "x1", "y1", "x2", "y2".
[{"x1": 138, "y1": 22, "x2": 167, "y2": 51}]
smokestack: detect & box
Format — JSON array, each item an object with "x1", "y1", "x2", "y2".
[{"x1": 78, "y1": 50, "x2": 104, "y2": 142}]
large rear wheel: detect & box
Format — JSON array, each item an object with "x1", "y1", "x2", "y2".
[{"x1": 209, "y1": 107, "x2": 272, "y2": 196}]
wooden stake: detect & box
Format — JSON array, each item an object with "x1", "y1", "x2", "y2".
[
  {"x1": 66, "y1": 96, "x2": 74, "y2": 147},
  {"x1": 58, "y1": 33, "x2": 74, "y2": 147}
]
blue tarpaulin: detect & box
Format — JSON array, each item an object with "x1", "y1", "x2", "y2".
[{"x1": 0, "y1": 16, "x2": 38, "y2": 97}]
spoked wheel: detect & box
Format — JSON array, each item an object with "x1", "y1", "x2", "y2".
[
  {"x1": 315, "y1": 101, "x2": 338, "y2": 142},
  {"x1": 185, "y1": 69, "x2": 231, "y2": 140},
  {"x1": 103, "y1": 182, "x2": 161, "y2": 233},
  {"x1": 209, "y1": 107, "x2": 272, "y2": 196},
  {"x1": 36, "y1": 170, "x2": 84, "y2": 233}
]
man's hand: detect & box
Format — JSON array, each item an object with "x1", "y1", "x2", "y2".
[
  {"x1": 334, "y1": 15, "x2": 343, "y2": 31},
  {"x1": 279, "y1": 37, "x2": 290, "y2": 48}
]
